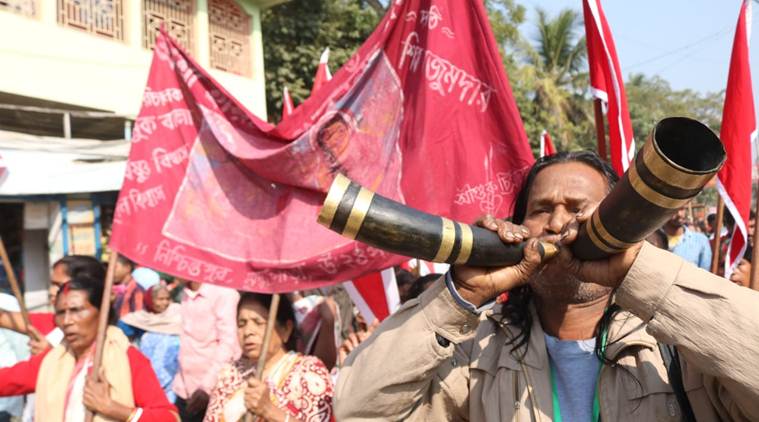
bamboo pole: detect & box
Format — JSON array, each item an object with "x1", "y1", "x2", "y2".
[
  {"x1": 244, "y1": 293, "x2": 281, "y2": 422},
  {"x1": 687, "y1": 202, "x2": 694, "y2": 225},
  {"x1": 750, "y1": 193, "x2": 759, "y2": 290},
  {"x1": 593, "y1": 99, "x2": 607, "y2": 161},
  {"x1": 0, "y1": 235, "x2": 30, "y2": 332},
  {"x1": 84, "y1": 252, "x2": 118, "y2": 422},
  {"x1": 711, "y1": 197, "x2": 725, "y2": 274}
]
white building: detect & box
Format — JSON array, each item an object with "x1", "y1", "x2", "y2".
[{"x1": 0, "y1": 0, "x2": 286, "y2": 308}]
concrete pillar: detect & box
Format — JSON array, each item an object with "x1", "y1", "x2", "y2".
[
  {"x1": 247, "y1": 4, "x2": 268, "y2": 120},
  {"x1": 38, "y1": 0, "x2": 56, "y2": 25},
  {"x1": 126, "y1": 0, "x2": 143, "y2": 49},
  {"x1": 195, "y1": 0, "x2": 211, "y2": 66}
]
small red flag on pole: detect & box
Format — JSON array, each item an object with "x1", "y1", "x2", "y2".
[
  {"x1": 281, "y1": 86, "x2": 295, "y2": 118},
  {"x1": 717, "y1": 0, "x2": 756, "y2": 277},
  {"x1": 343, "y1": 268, "x2": 400, "y2": 324},
  {"x1": 539, "y1": 130, "x2": 557, "y2": 157},
  {"x1": 583, "y1": 0, "x2": 635, "y2": 175},
  {"x1": 311, "y1": 47, "x2": 333, "y2": 95}
]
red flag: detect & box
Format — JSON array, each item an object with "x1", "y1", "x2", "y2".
[
  {"x1": 281, "y1": 86, "x2": 295, "y2": 118},
  {"x1": 717, "y1": 0, "x2": 756, "y2": 276},
  {"x1": 401, "y1": 259, "x2": 449, "y2": 276},
  {"x1": 583, "y1": 0, "x2": 635, "y2": 175},
  {"x1": 540, "y1": 130, "x2": 556, "y2": 157},
  {"x1": 343, "y1": 268, "x2": 399, "y2": 323},
  {"x1": 311, "y1": 48, "x2": 333, "y2": 95},
  {"x1": 109, "y1": 0, "x2": 534, "y2": 293}
]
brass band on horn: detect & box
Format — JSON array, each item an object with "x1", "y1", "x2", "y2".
[
  {"x1": 572, "y1": 117, "x2": 725, "y2": 261},
  {"x1": 317, "y1": 174, "x2": 557, "y2": 267}
]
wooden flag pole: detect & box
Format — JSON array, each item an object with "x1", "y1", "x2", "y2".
[
  {"x1": 593, "y1": 99, "x2": 608, "y2": 161},
  {"x1": 711, "y1": 197, "x2": 725, "y2": 274},
  {"x1": 687, "y1": 202, "x2": 694, "y2": 224},
  {"x1": 84, "y1": 252, "x2": 118, "y2": 422},
  {"x1": 0, "y1": 235, "x2": 30, "y2": 332},
  {"x1": 244, "y1": 293, "x2": 281, "y2": 422},
  {"x1": 413, "y1": 258, "x2": 422, "y2": 278},
  {"x1": 750, "y1": 189, "x2": 759, "y2": 290}
]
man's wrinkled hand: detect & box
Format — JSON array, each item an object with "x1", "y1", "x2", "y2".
[
  {"x1": 452, "y1": 215, "x2": 546, "y2": 307},
  {"x1": 556, "y1": 211, "x2": 642, "y2": 289},
  {"x1": 27, "y1": 326, "x2": 50, "y2": 355}
]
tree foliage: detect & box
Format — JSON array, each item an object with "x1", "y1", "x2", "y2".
[
  {"x1": 262, "y1": 0, "x2": 725, "y2": 163},
  {"x1": 514, "y1": 7, "x2": 594, "y2": 152},
  {"x1": 625, "y1": 73, "x2": 724, "y2": 138},
  {"x1": 262, "y1": 0, "x2": 381, "y2": 122}
]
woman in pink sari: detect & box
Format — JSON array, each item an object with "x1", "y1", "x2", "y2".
[{"x1": 204, "y1": 293, "x2": 333, "y2": 422}]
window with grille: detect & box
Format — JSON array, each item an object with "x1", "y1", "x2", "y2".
[
  {"x1": 0, "y1": 0, "x2": 36, "y2": 17},
  {"x1": 208, "y1": 0, "x2": 251, "y2": 77},
  {"x1": 143, "y1": 0, "x2": 194, "y2": 53},
  {"x1": 57, "y1": 0, "x2": 124, "y2": 40}
]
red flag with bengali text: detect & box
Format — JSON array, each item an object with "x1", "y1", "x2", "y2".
[
  {"x1": 583, "y1": 0, "x2": 635, "y2": 175},
  {"x1": 109, "y1": 0, "x2": 534, "y2": 293},
  {"x1": 717, "y1": 0, "x2": 756, "y2": 276}
]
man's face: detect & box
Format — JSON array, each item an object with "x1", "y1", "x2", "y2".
[
  {"x1": 667, "y1": 208, "x2": 687, "y2": 228},
  {"x1": 521, "y1": 162, "x2": 612, "y2": 303},
  {"x1": 49, "y1": 264, "x2": 69, "y2": 304},
  {"x1": 55, "y1": 289, "x2": 98, "y2": 356},
  {"x1": 113, "y1": 260, "x2": 132, "y2": 284},
  {"x1": 749, "y1": 218, "x2": 755, "y2": 245}
]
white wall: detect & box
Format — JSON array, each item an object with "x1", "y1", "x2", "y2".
[{"x1": 0, "y1": 4, "x2": 267, "y2": 119}]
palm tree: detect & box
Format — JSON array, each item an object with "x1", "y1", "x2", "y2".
[
  {"x1": 533, "y1": 8, "x2": 587, "y2": 88},
  {"x1": 522, "y1": 8, "x2": 593, "y2": 150}
]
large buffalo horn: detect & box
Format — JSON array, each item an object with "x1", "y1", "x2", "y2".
[
  {"x1": 316, "y1": 174, "x2": 557, "y2": 267},
  {"x1": 317, "y1": 117, "x2": 725, "y2": 266}
]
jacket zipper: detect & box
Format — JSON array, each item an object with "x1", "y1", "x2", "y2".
[
  {"x1": 519, "y1": 360, "x2": 543, "y2": 422},
  {"x1": 513, "y1": 371, "x2": 521, "y2": 422}
]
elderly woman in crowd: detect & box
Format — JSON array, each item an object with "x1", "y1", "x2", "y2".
[
  {"x1": 119, "y1": 284, "x2": 182, "y2": 402},
  {"x1": 0, "y1": 275, "x2": 178, "y2": 421},
  {"x1": 204, "y1": 293, "x2": 334, "y2": 422}
]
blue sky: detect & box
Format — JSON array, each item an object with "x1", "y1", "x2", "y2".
[{"x1": 519, "y1": 0, "x2": 759, "y2": 97}]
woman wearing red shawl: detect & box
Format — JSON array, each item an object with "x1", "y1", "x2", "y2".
[{"x1": 0, "y1": 275, "x2": 178, "y2": 421}]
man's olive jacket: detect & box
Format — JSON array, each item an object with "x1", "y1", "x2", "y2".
[{"x1": 336, "y1": 242, "x2": 759, "y2": 421}]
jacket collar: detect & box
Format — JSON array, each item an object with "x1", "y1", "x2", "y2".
[{"x1": 473, "y1": 302, "x2": 657, "y2": 373}]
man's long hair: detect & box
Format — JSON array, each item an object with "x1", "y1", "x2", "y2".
[{"x1": 503, "y1": 151, "x2": 619, "y2": 361}]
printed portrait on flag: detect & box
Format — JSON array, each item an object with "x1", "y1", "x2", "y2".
[{"x1": 162, "y1": 52, "x2": 405, "y2": 264}]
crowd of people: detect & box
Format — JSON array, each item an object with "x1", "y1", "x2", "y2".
[
  {"x1": 0, "y1": 250, "x2": 435, "y2": 421},
  {"x1": 651, "y1": 203, "x2": 756, "y2": 285},
  {"x1": 0, "y1": 151, "x2": 757, "y2": 421}
]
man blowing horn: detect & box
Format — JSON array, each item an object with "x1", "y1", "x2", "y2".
[{"x1": 335, "y1": 151, "x2": 759, "y2": 421}]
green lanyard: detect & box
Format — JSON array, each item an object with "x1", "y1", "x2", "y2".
[{"x1": 549, "y1": 330, "x2": 607, "y2": 422}]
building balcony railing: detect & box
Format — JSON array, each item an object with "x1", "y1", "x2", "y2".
[
  {"x1": 58, "y1": 0, "x2": 125, "y2": 41},
  {"x1": 4, "y1": 0, "x2": 253, "y2": 78},
  {"x1": 0, "y1": 0, "x2": 36, "y2": 17}
]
